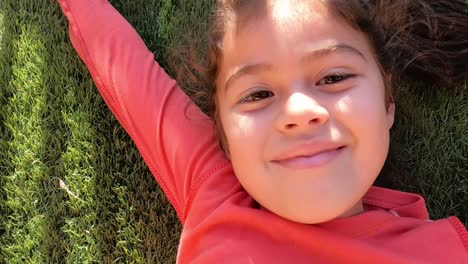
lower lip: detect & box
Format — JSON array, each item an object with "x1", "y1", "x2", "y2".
[{"x1": 273, "y1": 147, "x2": 345, "y2": 170}]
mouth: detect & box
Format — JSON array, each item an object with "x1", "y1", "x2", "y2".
[{"x1": 272, "y1": 145, "x2": 346, "y2": 170}]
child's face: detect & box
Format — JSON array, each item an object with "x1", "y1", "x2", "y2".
[{"x1": 215, "y1": 0, "x2": 395, "y2": 224}]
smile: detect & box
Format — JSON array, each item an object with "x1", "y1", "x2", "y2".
[{"x1": 272, "y1": 146, "x2": 346, "y2": 170}]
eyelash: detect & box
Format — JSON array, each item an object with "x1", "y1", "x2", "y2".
[
  {"x1": 316, "y1": 73, "x2": 356, "y2": 86},
  {"x1": 240, "y1": 90, "x2": 274, "y2": 103},
  {"x1": 240, "y1": 73, "x2": 356, "y2": 103}
]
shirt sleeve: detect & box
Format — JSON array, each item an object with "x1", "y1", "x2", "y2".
[{"x1": 58, "y1": 0, "x2": 229, "y2": 223}]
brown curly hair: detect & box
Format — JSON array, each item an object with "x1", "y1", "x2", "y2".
[{"x1": 172, "y1": 0, "x2": 468, "y2": 153}]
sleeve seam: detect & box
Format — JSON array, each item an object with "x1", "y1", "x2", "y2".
[
  {"x1": 182, "y1": 160, "x2": 232, "y2": 221},
  {"x1": 137, "y1": 147, "x2": 185, "y2": 222},
  {"x1": 447, "y1": 216, "x2": 468, "y2": 251}
]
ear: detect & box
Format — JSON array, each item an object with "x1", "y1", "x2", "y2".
[{"x1": 386, "y1": 96, "x2": 395, "y2": 130}]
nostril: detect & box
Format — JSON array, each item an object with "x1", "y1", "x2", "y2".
[
  {"x1": 285, "y1": 124, "x2": 296, "y2": 129},
  {"x1": 308, "y1": 118, "x2": 321, "y2": 124}
]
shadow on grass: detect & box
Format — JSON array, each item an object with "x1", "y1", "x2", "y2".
[
  {"x1": 0, "y1": 1, "x2": 71, "y2": 261},
  {"x1": 0, "y1": 5, "x2": 15, "y2": 263},
  {"x1": 90, "y1": 115, "x2": 181, "y2": 262},
  {"x1": 2, "y1": 0, "x2": 181, "y2": 261},
  {"x1": 89, "y1": 0, "x2": 183, "y2": 261},
  {"x1": 376, "y1": 82, "x2": 468, "y2": 226}
]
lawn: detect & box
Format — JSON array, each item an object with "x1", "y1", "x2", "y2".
[{"x1": 0, "y1": 0, "x2": 467, "y2": 263}]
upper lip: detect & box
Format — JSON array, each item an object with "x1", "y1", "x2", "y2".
[{"x1": 271, "y1": 141, "x2": 346, "y2": 162}]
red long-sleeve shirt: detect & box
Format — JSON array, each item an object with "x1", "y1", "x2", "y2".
[{"x1": 58, "y1": 0, "x2": 468, "y2": 263}]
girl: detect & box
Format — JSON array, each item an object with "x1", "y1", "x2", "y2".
[{"x1": 57, "y1": 0, "x2": 468, "y2": 262}]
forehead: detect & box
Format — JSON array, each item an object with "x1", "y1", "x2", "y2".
[
  {"x1": 221, "y1": 0, "x2": 366, "y2": 56},
  {"x1": 226, "y1": 0, "x2": 329, "y2": 36},
  {"x1": 217, "y1": 0, "x2": 371, "y2": 82},
  {"x1": 270, "y1": 0, "x2": 328, "y2": 25}
]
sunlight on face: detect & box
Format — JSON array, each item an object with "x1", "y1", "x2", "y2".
[
  {"x1": 216, "y1": 0, "x2": 395, "y2": 224},
  {"x1": 286, "y1": 92, "x2": 325, "y2": 116},
  {"x1": 272, "y1": 0, "x2": 296, "y2": 20},
  {"x1": 330, "y1": 126, "x2": 341, "y2": 142},
  {"x1": 235, "y1": 115, "x2": 255, "y2": 137},
  {"x1": 336, "y1": 96, "x2": 351, "y2": 112},
  {"x1": 271, "y1": 0, "x2": 320, "y2": 32}
]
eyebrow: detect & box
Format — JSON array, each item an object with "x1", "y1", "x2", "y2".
[{"x1": 224, "y1": 44, "x2": 366, "y2": 91}]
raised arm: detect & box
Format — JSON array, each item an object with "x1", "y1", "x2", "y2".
[{"x1": 58, "y1": 0, "x2": 229, "y2": 223}]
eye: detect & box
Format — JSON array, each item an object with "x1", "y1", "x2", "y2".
[
  {"x1": 316, "y1": 73, "x2": 356, "y2": 86},
  {"x1": 240, "y1": 90, "x2": 274, "y2": 103}
]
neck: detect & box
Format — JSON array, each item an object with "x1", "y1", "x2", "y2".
[{"x1": 337, "y1": 200, "x2": 364, "y2": 218}]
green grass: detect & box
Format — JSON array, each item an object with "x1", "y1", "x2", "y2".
[{"x1": 0, "y1": 0, "x2": 466, "y2": 262}]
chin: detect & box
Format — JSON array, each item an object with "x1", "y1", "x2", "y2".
[
  {"x1": 265, "y1": 204, "x2": 344, "y2": 224},
  {"x1": 289, "y1": 212, "x2": 339, "y2": 224},
  {"x1": 276, "y1": 198, "x2": 364, "y2": 224}
]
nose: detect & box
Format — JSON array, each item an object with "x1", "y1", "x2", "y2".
[{"x1": 275, "y1": 92, "x2": 329, "y2": 133}]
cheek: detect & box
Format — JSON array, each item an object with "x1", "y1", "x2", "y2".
[
  {"x1": 336, "y1": 82, "x2": 391, "y2": 169},
  {"x1": 221, "y1": 109, "x2": 275, "y2": 167},
  {"x1": 221, "y1": 111, "x2": 272, "y2": 187},
  {"x1": 336, "y1": 77, "x2": 388, "y2": 129},
  {"x1": 228, "y1": 115, "x2": 257, "y2": 138}
]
